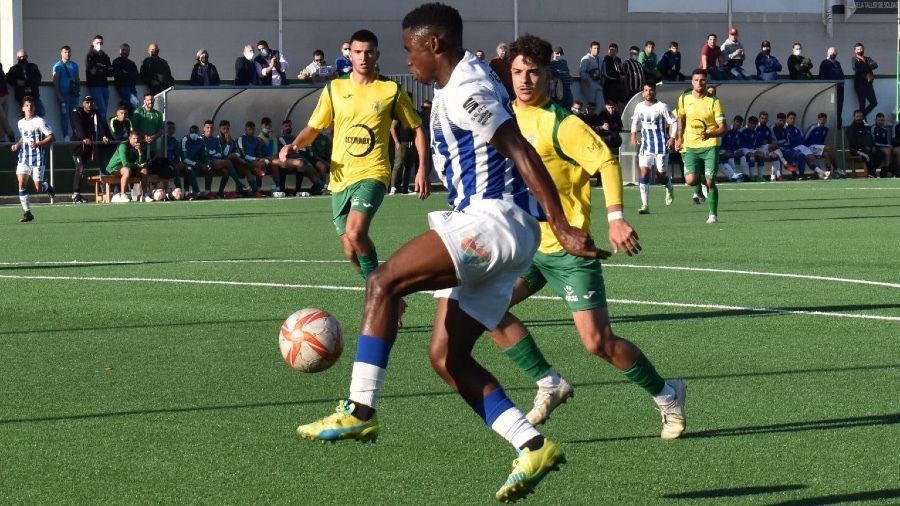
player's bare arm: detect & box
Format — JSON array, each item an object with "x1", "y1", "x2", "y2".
[
  {"x1": 412, "y1": 126, "x2": 430, "y2": 200},
  {"x1": 279, "y1": 125, "x2": 322, "y2": 162},
  {"x1": 490, "y1": 120, "x2": 606, "y2": 259}
]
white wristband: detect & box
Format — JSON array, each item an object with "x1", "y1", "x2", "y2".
[{"x1": 607, "y1": 211, "x2": 624, "y2": 222}]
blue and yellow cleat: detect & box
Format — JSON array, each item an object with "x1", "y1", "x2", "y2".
[
  {"x1": 297, "y1": 400, "x2": 379, "y2": 443},
  {"x1": 495, "y1": 438, "x2": 566, "y2": 503}
]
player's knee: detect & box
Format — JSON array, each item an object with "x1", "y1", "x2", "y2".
[
  {"x1": 344, "y1": 227, "x2": 370, "y2": 250},
  {"x1": 583, "y1": 327, "x2": 617, "y2": 358}
]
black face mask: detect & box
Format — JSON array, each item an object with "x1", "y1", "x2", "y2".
[{"x1": 17, "y1": 57, "x2": 26, "y2": 63}]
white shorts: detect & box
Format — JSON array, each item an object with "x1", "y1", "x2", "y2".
[
  {"x1": 793, "y1": 145, "x2": 812, "y2": 157},
  {"x1": 16, "y1": 163, "x2": 45, "y2": 181},
  {"x1": 638, "y1": 151, "x2": 668, "y2": 172},
  {"x1": 808, "y1": 145, "x2": 825, "y2": 156},
  {"x1": 430, "y1": 199, "x2": 540, "y2": 330},
  {"x1": 736, "y1": 148, "x2": 755, "y2": 157}
]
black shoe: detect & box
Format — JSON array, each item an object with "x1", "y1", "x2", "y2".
[
  {"x1": 44, "y1": 183, "x2": 55, "y2": 199},
  {"x1": 20, "y1": 210, "x2": 34, "y2": 222}
]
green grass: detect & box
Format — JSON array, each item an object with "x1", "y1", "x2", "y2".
[{"x1": 1, "y1": 179, "x2": 899, "y2": 505}]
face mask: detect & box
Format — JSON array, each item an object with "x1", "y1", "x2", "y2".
[
  {"x1": 262, "y1": 127, "x2": 271, "y2": 134},
  {"x1": 190, "y1": 133, "x2": 201, "y2": 141},
  {"x1": 572, "y1": 108, "x2": 582, "y2": 115},
  {"x1": 829, "y1": 54, "x2": 836, "y2": 60},
  {"x1": 260, "y1": 49, "x2": 269, "y2": 58},
  {"x1": 94, "y1": 43, "x2": 103, "y2": 51},
  {"x1": 17, "y1": 57, "x2": 26, "y2": 63},
  {"x1": 245, "y1": 52, "x2": 254, "y2": 61},
  {"x1": 793, "y1": 49, "x2": 801, "y2": 56}
]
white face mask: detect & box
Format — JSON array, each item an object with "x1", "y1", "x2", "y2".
[
  {"x1": 244, "y1": 52, "x2": 254, "y2": 61},
  {"x1": 94, "y1": 43, "x2": 103, "y2": 51},
  {"x1": 793, "y1": 49, "x2": 801, "y2": 56},
  {"x1": 190, "y1": 133, "x2": 201, "y2": 141},
  {"x1": 262, "y1": 127, "x2": 271, "y2": 134}
]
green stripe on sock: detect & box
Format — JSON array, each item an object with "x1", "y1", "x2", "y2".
[
  {"x1": 622, "y1": 353, "x2": 665, "y2": 396},
  {"x1": 503, "y1": 334, "x2": 552, "y2": 382},
  {"x1": 358, "y1": 250, "x2": 378, "y2": 280}
]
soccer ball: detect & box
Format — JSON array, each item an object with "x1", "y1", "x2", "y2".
[
  {"x1": 152, "y1": 188, "x2": 166, "y2": 201},
  {"x1": 171, "y1": 188, "x2": 184, "y2": 200},
  {"x1": 279, "y1": 308, "x2": 343, "y2": 372}
]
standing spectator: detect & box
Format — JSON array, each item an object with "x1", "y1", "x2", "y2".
[
  {"x1": 601, "y1": 43, "x2": 624, "y2": 106},
  {"x1": 52, "y1": 45, "x2": 80, "y2": 141},
  {"x1": 189, "y1": 49, "x2": 221, "y2": 86},
  {"x1": 548, "y1": 46, "x2": 573, "y2": 109},
  {"x1": 658, "y1": 41, "x2": 684, "y2": 81},
  {"x1": 70, "y1": 95, "x2": 112, "y2": 203},
  {"x1": 298, "y1": 50, "x2": 335, "y2": 82},
  {"x1": 11, "y1": 97, "x2": 55, "y2": 222},
  {"x1": 621, "y1": 46, "x2": 645, "y2": 106},
  {"x1": 720, "y1": 27, "x2": 749, "y2": 80},
  {"x1": 0, "y1": 62, "x2": 15, "y2": 141},
  {"x1": 235, "y1": 44, "x2": 259, "y2": 86},
  {"x1": 852, "y1": 42, "x2": 878, "y2": 120},
  {"x1": 637, "y1": 41, "x2": 661, "y2": 82},
  {"x1": 85, "y1": 35, "x2": 112, "y2": 121},
  {"x1": 132, "y1": 92, "x2": 163, "y2": 157},
  {"x1": 112, "y1": 43, "x2": 139, "y2": 115},
  {"x1": 7, "y1": 49, "x2": 46, "y2": 117},
  {"x1": 755, "y1": 41, "x2": 782, "y2": 80},
  {"x1": 699, "y1": 34, "x2": 724, "y2": 81},
  {"x1": 489, "y1": 42, "x2": 514, "y2": 97},
  {"x1": 819, "y1": 47, "x2": 845, "y2": 127},
  {"x1": 139, "y1": 42, "x2": 175, "y2": 95},
  {"x1": 787, "y1": 42, "x2": 814, "y2": 80},
  {"x1": 334, "y1": 42, "x2": 352, "y2": 77},
  {"x1": 579, "y1": 41, "x2": 604, "y2": 108},
  {"x1": 255, "y1": 40, "x2": 288, "y2": 86}
]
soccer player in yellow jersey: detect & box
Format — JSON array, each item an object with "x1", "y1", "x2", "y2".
[
  {"x1": 488, "y1": 34, "x2": 686, "y2": 439},
  {"x1": 279, "y1": 29, "x2": 429, "y2": 282},
  {"x1": 675, "y1": 69, "x2": 727, "y2": 223}
]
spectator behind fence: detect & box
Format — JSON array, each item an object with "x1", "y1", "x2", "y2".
[
  {"x1": 579, "y1": 41, "x2": 604, "y2": 108},
  {"x1": 658, "y1": 41, "x2": 684, "y2": 81},
  {"x1": 7, "y1": 49, "x2": 46, "y2": 117},
  {"x1": 113, "y1": 43, "x2": 139, "y2": 114},
  {"x1": 255, "y1": 40, "x2": 288, "y2": 86},
  {"x1": 190, "y1": 49, "x2": 221, "y2": 86},
  {"x1": 335, "y1": 42, "x2": 352, "y2": 77},
  {"x1": 755, "y1": 41, "x2": 782, "y2": 80},
  {"x1": 819, "y1": 47, "x2": 845, "y2": 127},
  {"x1": 720, "y1": 27, "x2": 749, "y2": 80},
  {"x1": 139, "y1": 42, "x2": 175, "y2": 95},
  {"x1": 787, "y1": 42, "x2": 814, "y2": 80},
  {"x1": 852, "y1": 42, "x2": 878, "y2": 120},
  {"x1": 298, "y1": 49, "x2": 335, "y2": 83},
  {"x1": 85, "y1": 35, "x2": 113, "y2": 121},
  {"x1": 52, "y1": 45, "x2": 80, "y2": 141},
  {"x1": 109, "y1": 104, "x2": 132, "y2": 141},
  {"x1": 0, "y1": 62, "x2": 14, "y2": 141},
  {"x1": 70, "y1": 95, "x2": 112, "y2": 203},
  {"x1": 638, "y1": 41, "x2": 661, "y2": 82},
  {"x1": 235, "y1": 44, "x2": 259, "y2": 85},
  {"x1": 548, "y1": 46, "x2": 573, "y2": 109}
]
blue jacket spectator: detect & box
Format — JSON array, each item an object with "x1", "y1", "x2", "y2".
[
  {"x1": 755, "y1": 42, "x2": 782, "y2": 81},
  {"x1": 334, "y1": 42, "x2": 352, "y2": 77}
]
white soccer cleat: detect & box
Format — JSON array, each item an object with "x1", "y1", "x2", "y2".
[
  {"x1": 638, "y1": 205, "x2": 650, "y2": 214},
  {"x1": 658, "y1": 379, "x2": 686, "y2": 440},
  {"x1": 526, "y1": 377, "x2": 574, "y2": 425},
  {"x1": 706, "y1": 215, "x2": 718, "y2": 224}
]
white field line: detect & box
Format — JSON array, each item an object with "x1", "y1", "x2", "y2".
[
  {"x1": 0, "y1": 273, "x2": 898, "y2": 322},
  {"x1": 3, "y1": 259, "x2": 897, "y2": 290}
]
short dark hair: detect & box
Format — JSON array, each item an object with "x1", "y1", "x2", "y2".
[
  {"x1": 733, "y1": 115, "x2": 744, "y2": 122},
  {"x1": 692, "y1": 68, "x2": 707, "y2": 77},
  {"x1": 875, "y1": 112, "x2": 885, "y2": 118},
  {"x1": 166, "y1": 121, "x2": 175, "y2": 127},
  {"x1": 747, "y1": 116, "x2": 758, "y2": 124},
  {"x1": 282, "y1": 119, "x2": 292, "y2": 125},
  {"x1": 260, "y1": 116, "x2": 272, "y2": 126},
  {"x1": 509, "y1": 34, "x2": 552, "y2": 68},
  {"x1": 787, "y1": 111, "x2": 797, "y2": 118},
  {"x1": 245, "y1": 121, "x2": 255, "y2": 128},
  {"x1": 257, "y1": 40, "x2": 269, "y2": 48},
  {"x1": 189, "y1": 124, "x2": 199, "y2": 131},
  {"x1": 143, "y1": 91, "x2": 153, "y2": 98},
  {"x1": 818, "y1": 112, "x2": 827, "y2": 119},
  {"x1": 608, "y1": 43, "x2": 618, "y2": 50},
  {"x1": 853, "y1": 109, "x2": 864, "y2": 115},
  {"x1": 219, "y1": 119, "x2": 230, "y2": 127},
  {"x1": 61, "y1": 45, "x2": 70, "y2": 51},
  {"x1": 203, "y1": 120, "x2": 214, "y2": 126},
  {"x1": 707, "y1": 33, "x2": 717, "y2": 39},
  {"x1": 629, "y1": 46, "x2": 640, "y2": 53},
  {"x1": 759, "y1": 111, "x2": 769, "y2": 117},
  {"x1": 402, "y1": 3, "x2": 463, "y2": 49},
  {"x1": 590, "y1": 41, "x2": 601, "y2": 48},
  {"x1": 643, "y1": 82, "x2": 657, "y2": 90},
  {"x1": 669, "y1": 41, "x2": 679, "y2": 48},
  {"x1": 93, "y1": 35, "x2": 103, "y2": 41},
  {"x1": 23, "y1": 96, "x2": 34, "y2": 105},
  {"x1": 645, "y1": 41, "x2": 655, "y2": 47},
  {"x1": 313, "y1": 49, "x2": 325, "y2": 58},
  {"x1": 350, "y1": 29, "x2": 379, "y2": 48},
  {"x1": 776, "y1": 112, "x2": 786, "y2": 119}
]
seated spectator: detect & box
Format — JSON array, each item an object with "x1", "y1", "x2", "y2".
[
  {"x1": 548, "y1": 46, "x2": 573, "y2": 109},
  {"x1": 787, "y1": 42, "x2": 814, "y2": 80},
  {"x1": 871, "y1": 113, "x2": 894, "y2": 177},
  {"x1": 720, "y1": 27, "x2": 749, "y2": 80},
  {"x1": 638, "y1": 41, "x2": 661, "y2": 82},
  {"x1": 139, "y1": 42, "x2": 175, "y2": 95},
  {"x1": 804, "y1": 112, "x2": 840, "y2": 178},
  {"x1": 164, "y1": 121, "x2": 187, "y2": 193},
  {"x1": 258, "y1": 116, "x2": 288, "y2": 195},
  {"x1": 785, "y1": 111, "x2": 826, "y2": 178},
  {"x1": 569, "y1": 100, "x2": 584, "y2": 116},
  {"x1": 699, "y1": 34, "x2": 724, "y2": 81},
  {"x1": 755, "y1": 111, "x2": 786, "y2": 181},
  {"x1": 255, "y1": 40, "x2": 288, "y2": 86},
  {"x1": 658, "y1": 41, "x2": 684, "y2": 81},
  {"x1": 737, "y1": 116, "x2": 764, "y2": 180},
  {"x1": 279, "y1": 119, "x2": 326, "y2": 195},
  {"x1": 235, "y1": 44, "x2": 259, "y2": 85},
  {"x1": 190, "y1": 49, "x2": 221, "y2": 86},
  {"x1": 846, "y1": 109, "x2": 886, "y2": 177},
  {"x1": 112, "y1": 43, "x2": 140, "y2": 114},
  {"x1": 719, "y1": 115, "x2": 744, "y2": 181},
  {"x1": 108, "y1": 104, "x2": 132, "y2": 141},
  {"x1": 105, "y1": 131, "x2": 147, "y2": 202},
  {"x1": 596, "y1": 100, "x2": 624, "y2": 151},
  {"x1": 179, "y1": 123, "x2": 213, "y2": 196},
  {"x1": 203, "y1": 119, "x2": 261, "y2": 198},
  {"x1": 237, "y1": 120, "x2": 272, "y2": 191},
  {"x1": 755, "y1": 41, "x2": 782, "y2": 80},
  {"x1": 334, "y1": 42, "x2": 352, "y2": 77},
  {"x1": 298, "y1": 50, "x2": 335, "y2": 83},
  {"x1": 70, "y1": 95, "x2": 112, "y2": 203}
]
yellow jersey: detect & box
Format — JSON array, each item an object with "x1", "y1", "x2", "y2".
[
  {"x1": 308, "y1": 75, "x2": 421, "y2": 192},
  {"x1": 676, "y1": 90, "x2": 725, "y2": 149},
  {"x1": 513, "y1": 98, "x2": 624, "y2": 254}
]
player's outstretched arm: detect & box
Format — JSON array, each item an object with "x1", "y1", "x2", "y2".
[
  {"x1": 490, "y1": 119, "x2": 608, "y2": 259},
  {"x1": 279, "y1": 125, "x2": 321, "y2": 162},
  {"x1": 412, "y1": 126, "x2": 430, "y2": 200}
]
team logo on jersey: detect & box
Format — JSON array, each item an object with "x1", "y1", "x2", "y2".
[
  {"x1": 462, "y1": 97, "x2": 494, "y2": 126},
  {"x1": 371, "y1": 102, "x2": 381, "y2": 112},
  {"x1": 459, "y1": 233, "x2": 490, "y2": 265},
  {"x1": 345, "y1": 124, "x2": 376, "y2": 157},
  {"x1": 583, "y1": 291, "x2": 596, "y2": 300}
]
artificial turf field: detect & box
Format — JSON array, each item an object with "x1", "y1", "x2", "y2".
[{"x1": 1, "y1": 179, "x2": 898, "y2": 505}]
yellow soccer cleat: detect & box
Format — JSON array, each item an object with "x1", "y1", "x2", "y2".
[
  {"x1": 297, "y1": 400, "x2": 379, "y2": 443},
  {"x1": 495, "y1": 438, "x2": 566, "y2": 503}
]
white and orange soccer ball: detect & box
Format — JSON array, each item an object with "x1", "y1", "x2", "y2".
[{"x1": 279, "y1": 308, "x2": 343, "y2": 372}]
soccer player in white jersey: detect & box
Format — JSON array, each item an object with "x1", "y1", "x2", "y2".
[
  {"x1": 295, "y1": 3, "x2": 601, "y2": 502},
  {"x1": 11, "y1": 96, "x2": 55, "y2": 222},
  {"x1": 630, "y1": 82, "x2": 677, "y2": 213}
]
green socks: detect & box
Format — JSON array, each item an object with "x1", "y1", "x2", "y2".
[
  {"x1": 503, "y1": 334, "x2": 552, "y2": 382},
  {"x1": 707, "y1": 184, "x2": 719, "y2": 215},
  {"x1": 623, "y1": 353, "x2": 666, "y2": 396},
  {"x1": 358, "y1": 250, "x2": 379, "y2": 280}
]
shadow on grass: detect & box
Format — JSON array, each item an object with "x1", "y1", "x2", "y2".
[
  {"x1": 567, "y1": 412, "x2": 900, "y2": 444},
  {"x1": 1, "y1": 364, "x2": 898, "y2": 426},
  {"x1": 62, "y1": 211, "x2": 301, "y2": 224},
  {"x1": 765, "y1": 214, "x2": 900, "y2": 222},
  {"x1": 769, "y1": 488, "x2": 900, "y2": 505},
  {"x1": 729, "y1": 203, "x2": 900, "y2": 213},
  {"x1": 663, "y1": 484, "x2": 806, "y2": 499},
  {"x1": 0, "y1": 317, "x2": 278, "y2": 336}
]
